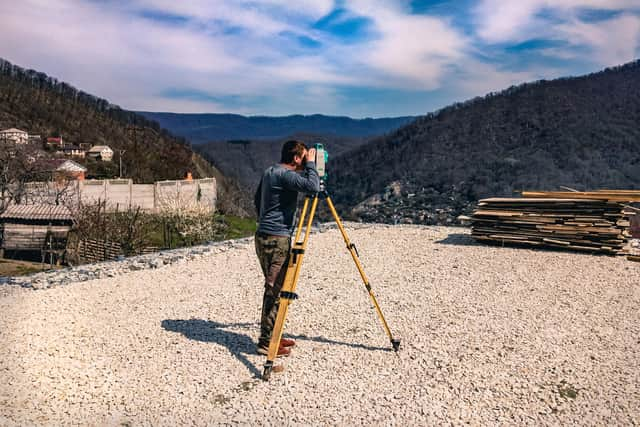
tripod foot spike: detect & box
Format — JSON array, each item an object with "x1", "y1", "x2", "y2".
[
  {"x1": 391, "y1": 339, "x2": 401, "y2": 352},
  {"x1": 262, "y1": 361, "x2": 273, "y2": 381}
]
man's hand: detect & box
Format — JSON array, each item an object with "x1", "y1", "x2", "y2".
[{"x1": 306, "y1": 147, "x2": 316, "y2": 163}]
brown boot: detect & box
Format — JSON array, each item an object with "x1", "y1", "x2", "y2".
[
  {"x1": 257, "y1": 344, "x2": 291, "y2": 357},
  {"x1": 280, "y1": 338, "x2": 296, "y2": 348}
]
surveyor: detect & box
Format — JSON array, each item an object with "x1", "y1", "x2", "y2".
[{"x1": 254, "y1": 140, "x2": 320, "y2": 357}]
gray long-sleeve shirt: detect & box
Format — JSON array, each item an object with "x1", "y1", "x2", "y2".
[{"x1": 254, "y1": 162, "x2": 320, "y2": 236}]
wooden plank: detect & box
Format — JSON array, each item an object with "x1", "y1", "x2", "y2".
[
  {"x1": 471, "y1": 194, "x2": 631, "y2": 255},
  {"x1": 521, "y1": 191, "x2": 640, "y2": 202}
]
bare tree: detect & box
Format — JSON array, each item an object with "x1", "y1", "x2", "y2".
[
  {"x1": 0, "y1": 142, "x2": 44, "y2": 213},
  {"x1": 70, "y1": 200, "x2": 151, "y2": 257}
]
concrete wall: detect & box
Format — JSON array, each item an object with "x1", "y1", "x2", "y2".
[
  {"x1": 79, "y1": 180, "x2": 107, "y2": 205},
  {"x1": 196, "y1": 178, "x2": 216, "y2": 209},
  {"x1": 24, "y1": 178, "x2": 217, "y2": 213},
  {"x1": 106, "y1": 179, "x2": 131, "y2": 211},
  {"x1": 153, "y1": 179, "x2": 216, "y2": 213},
  {"x1": 134, "y1": 184, "x2": 155, "y2": 211}
]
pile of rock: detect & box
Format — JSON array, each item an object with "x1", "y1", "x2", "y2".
[
  {"x1": 1, "y1": 222, "x2": 375, "y2": 291},
  {"x1": 6, "y1": 237, "x2": 253, "y2": 290},
  {"x1": 352, "y1": 181, "x2": 475, "y2": 225}
]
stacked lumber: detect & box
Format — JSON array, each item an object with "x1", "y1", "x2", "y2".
[
  {"x1": 522, "y1": 190, "x2": 640, "y2": 202},
  {"x1": 471, "y1": 197, "x2": 630, "y2": 254}
]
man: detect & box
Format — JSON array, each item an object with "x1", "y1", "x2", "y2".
[{"x1": 254, "y1": 140, "x2": 320, "y2": 357}]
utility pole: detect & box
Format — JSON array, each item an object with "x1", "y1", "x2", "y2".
[
  {"x1": 118, "y1": 149, "x2": 126, "y2": 178},
  {"x1": 125, "y1": 123, "x2": 146, "y2": 180}
]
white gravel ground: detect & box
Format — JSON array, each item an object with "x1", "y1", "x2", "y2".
[{"x1": 1, "y1": 225, "x2": 639, "y2": 426}]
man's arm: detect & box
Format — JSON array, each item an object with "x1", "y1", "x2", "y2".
[
  {"x1": 254, "y1": 178, "x2": 263, "y2": 216},
  {"x1": 282, "y1": 161, "x2": 320, "y2": 194}
]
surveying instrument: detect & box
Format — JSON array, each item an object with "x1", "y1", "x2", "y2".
[{"x1": 262, "y1": 143, "x2": 401, "y2": 381}]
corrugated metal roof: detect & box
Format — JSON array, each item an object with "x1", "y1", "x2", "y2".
[
  {"x1": 88, "y1": 145, "x2": 113, "y2": 152},
  {"x1": 0, "y1": 128, "x2": 27, "y2": 134},
  {"x1": 0, "y1": 204, "x2": 73, "y2": 221},
  {"x1": 35, "y1": 159, "x2": 87, "y2": 172},
  {"x1": 57, "y1": 160, "x2": 87, "y2": 172}
]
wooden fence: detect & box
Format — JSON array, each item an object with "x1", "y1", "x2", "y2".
[{"x1": 75, "y1": 238, "x2": 122, "y2": 264}]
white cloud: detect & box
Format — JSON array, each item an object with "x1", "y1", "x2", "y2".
[
  {"x1": 1, "y1": 0, "x2": 635, "y2": 116},
  {"x1": 453, "y1": 61, "x2": 545, "y2": 98},
  {"x1": 474, "y1": 0, "x2": 640, "y2": 44},
  {"x1": 473, "y1": 0, "x2": 640, "y2": 68},
  {"x1": 131, "y1": 0, "x2": 289, "y2": 35},
  {"x1": 474, "y1": 0, "x2": 543, "y2": 44},
  {"x1": 250, "y1": 0, "x2": 334, "y2": 19},
  {"x1": 342, "y1": 1, "x2": 468, "y2": 89},
  {"x1": 557, "y1": 14, "x2": 640, "y2": 65}
]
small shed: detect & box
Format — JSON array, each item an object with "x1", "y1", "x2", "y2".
[
  {"x1": 87, "y1": 145, "x2": 114, "y2": 161},
  {"x1": 37, "y1": 158, "x2": 87, "y2": 181},
  {"x1": 0, "y1": 204, "x2": 73, "y2": 263}
]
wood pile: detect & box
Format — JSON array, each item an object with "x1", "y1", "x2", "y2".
[
  {"x1": 471, "y1": 190, "x2": 639, "y2": 255},
  {"x1": 521, "y1": 190, "x2": 640, "y2": 202}
]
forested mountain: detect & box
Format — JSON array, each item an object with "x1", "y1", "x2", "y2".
[
  {"x1": 196, "y1": 133, "x2": 368, "y2": 191},
  {"x1": 0, "y1": 58, "x2": 220, "y2": 184},
  {"x1": 329, "y1": 60, "x2": 640, "y2": 224},
  {"x1": 139, "y1": 112, "x2": 415, "y2": 144}
]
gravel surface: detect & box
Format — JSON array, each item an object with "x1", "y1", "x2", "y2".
[{"x1": 1, "y1": 225, "x2": 638, "y2": 425}]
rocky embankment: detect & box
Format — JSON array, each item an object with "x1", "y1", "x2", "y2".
[
  {"x1": 352, "y1": 181, "x2": 475, "y2": 225},
  {"x1": 2, "y1": 238, "x2": 253, "y2": 293},
  {"x1": 1, "y1": 224, "x2": 638, "y2": 425}
]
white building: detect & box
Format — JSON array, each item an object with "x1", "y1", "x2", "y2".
[
  {"x1": 87, "y1": 145, "x2": 114, "y2": 161},
  {"x1": 0, "y1": 128, "x2": 29, "y2": 144},
  {"x1": 63, "y1": 145, "x2": 86, "y2": 158},
  {"x1": 56, "y1": 159, "x2": 87, "y2": 179}
]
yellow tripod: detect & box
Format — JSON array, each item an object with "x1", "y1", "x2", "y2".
[{"x1": 262, "y1": 189, "x2": 400, "y2": 381}]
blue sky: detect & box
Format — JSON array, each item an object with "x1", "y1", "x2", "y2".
[{"x1": 1, "y1": 0, "x2": 639, "y2": 117}]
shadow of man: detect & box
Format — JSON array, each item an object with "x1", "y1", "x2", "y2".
[
  {"x1": 161, "y1": 319, "x2": 261, "y2": 378},
  {"x1": 162, "y1": 319, "x2": 392, "y2": 378}
]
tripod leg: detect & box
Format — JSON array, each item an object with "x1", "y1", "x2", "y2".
[
  {"x1": 263, "y1": 195, "x2": 319, "y2": 380},
  {"x1": 324, "y1": 195, "x2": 401, "y2": 352}
]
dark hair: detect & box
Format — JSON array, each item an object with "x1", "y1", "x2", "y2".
[{"x1": 280, "y1": 140, "x2": 307, "y2": 164}]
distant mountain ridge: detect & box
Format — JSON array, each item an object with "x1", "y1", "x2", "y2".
[
  {"x1": 329, "y1": 60, "x2": 640, "y2": 225},
  {"x1": 195, "y1": 132, "x2": 368, "y2": 193},
  {"x1": 138, "y1": 112, "x2": 415, "y2": 144}
]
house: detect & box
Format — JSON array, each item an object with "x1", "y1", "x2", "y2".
[
  {"x1": 28, "y1": 134, "x2": 42, "y2": 144},
  {"x1": 87, "y1": 145, "x2": 114, "y2": 161},
  {"x1": 0, "y1": 128, "x2": 29, "y2": 144},
  {"x1": 46, "y1": 137, "x2": 64, "y2": 149},
  {"x1": 0, "y1": 204, "x2": 72, "y2": 264},
  {"x1": 38, "y1": 159, "x2": 88, "y2": 181},
  {"x1": 62, "y1": 144, "x2": 86, "y2": 158}
]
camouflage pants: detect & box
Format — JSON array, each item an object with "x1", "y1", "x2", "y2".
[{"x1": 254, "y1": 232, "x2": 291, "y2": 346}]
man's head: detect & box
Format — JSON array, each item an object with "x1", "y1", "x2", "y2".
[{"x1": 280, "y1": 140, "x2": 308, "y2": 169}]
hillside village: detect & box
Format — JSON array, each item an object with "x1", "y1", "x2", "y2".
[
  {"x1": 1, "y1": 126, "x2": 114, "y2": 179},
  {"x1": 0, "y1": 125, "x2": 222, "y2": 273}
]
